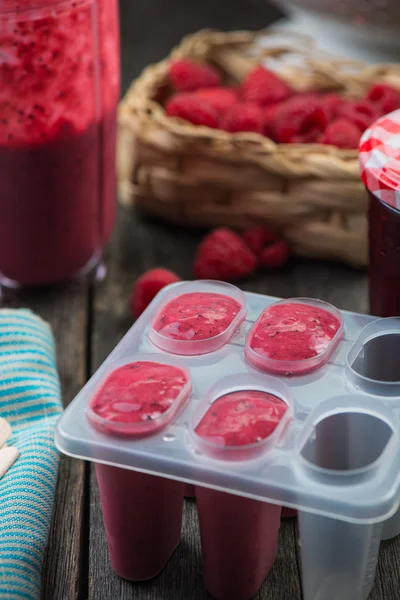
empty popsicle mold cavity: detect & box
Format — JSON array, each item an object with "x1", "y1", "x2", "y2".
[
  {"x1": 300, "y1": 412, "x2": 393, "y2": 472},
  {"x1": 296, "y1": 396, "x2": 397, "y2": 484},
  {"x1": 351, "y1": 334, "x2": 400, "y2": 382},
  {"x1": 346, "y1": 318, "x2": 400, "y2": 397},
  {"x1": 149, "y1": 280, "x2": 246, "y2": 356}
]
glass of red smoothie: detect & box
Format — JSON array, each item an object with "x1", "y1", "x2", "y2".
[
  {"x1": 245, "y1": 298, "x2": 344, "y2": 376},
  {"x1": 0, "y1": 0, "x2": 120, "y2": 287},
  {"x1": 87, "y1": 355, "x2": 191, "y2": 580},
  {"x1": 189, "y1": 374, "x2": 293, "y2": 600},
  {"x1": 149, "y1": 280, "x2": 246, "y2": 355},
  {"x1": 359, "y1": 111, "x2": 400, "y2": 318}
]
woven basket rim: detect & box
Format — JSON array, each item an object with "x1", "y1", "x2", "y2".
[{"x1": 118, "y1": 28, "x2": 400, "y2": 178}]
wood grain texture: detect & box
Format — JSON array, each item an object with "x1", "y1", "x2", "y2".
[{"x1": 0, "y1": 283, "x2": 90, "y2": 600}]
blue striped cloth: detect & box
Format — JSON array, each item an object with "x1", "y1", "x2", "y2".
[{"x1": 0, "y1": 309, "x2": 62, "y2": 600}]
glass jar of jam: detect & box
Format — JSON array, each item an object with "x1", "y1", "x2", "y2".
[
  {"x1": 0, "y1": 0, "x2": 120, "y2": 287},
  {"x1": 359, "y1": 111, "x2": 400, "y2": 317}
]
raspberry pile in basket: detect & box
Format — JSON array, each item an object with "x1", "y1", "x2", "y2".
[{"x1": 165, "y1": 60, "x2": 400, "y2": 149}]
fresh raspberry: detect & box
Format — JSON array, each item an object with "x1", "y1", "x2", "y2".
[
  {"x1": 260, "y1": 240, "x2": 290, "y2": 268},
  {"x1": 272, "y1": 95, "x2": 328, "y2": 143},
  {"x1": 320, "y1": 119, "x2": 361, "y2": 149},
  {"x1": 168, "y1": 59, "x2": 221, "y2": 92},
  {"x1": 263, "y1": 103, "x2": 280, "y2": 139},
  {"x1": 242, "y1": 226, "x2": 278, "y2": 256},
  {"x1": 320, "y1": 93, "x2": 344, "y2": 120},
  {"x1": 336, "y1": 100, "x2": 377, "y2": 133},
  {"x1": 193, "y1": 87, "x2": 238, "y2": 113},
  {"x1": 366, "y1": 83, "x2": 400, "y2": 116},
  {"x1": 165, "y1": 94, "x2": 219, "y2": 128},
  {"x1": 242, "y1": 67, "x2": 293, "y2": 106},
  {"x1": 194, "y1": 228, "x2": 257, "y2": 281},
  {"x1": 221, "y1": 103, "x2": 264, "y2": 134},
  {"x1": 291, "y1": 128, "x2": 322, "y2": 144},
  {"x1": 130, "y1": 268, "x2": 181, "y2": 318}
]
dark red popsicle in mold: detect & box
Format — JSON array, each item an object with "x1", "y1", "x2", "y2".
[
  {"x1": 95, "y1": 464, "x2": 184, "y2": 580},
  {"x1": 246, "y1": 300, "x2": 343, "y2": 375},
  {"x1": 194, "y1": 389, "x2": 287, "y2": 600},
  {"x1": 88, "y1": 359, "x2": 191, "y2": 580}
]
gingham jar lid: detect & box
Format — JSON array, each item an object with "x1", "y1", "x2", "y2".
[{"x1": 359, "y1": 109, "x2": 400, "y2": 211}]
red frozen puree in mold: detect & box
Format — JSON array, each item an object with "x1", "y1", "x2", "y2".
[
  {"x1": 91, "y1": 361, "x2": 187, "y2": 579},
  {"x1": 195, "y1": 390, "x2": 285, "y2": 600},
  {"x1": 89, "y1": 361, "x2": 189, "y2": 431},
  {"x1": 153, "y1": 292, "x2": 242, "y2": 341},
  {"x1": 96, "y1": 464, "x2": 184, "y2": 581},
  {"x1": 249, "y1": 303, "x2": 341, "y2": 362},
  {"x1": 195, "y1": 390, "x2": 287, "y2": 447}
]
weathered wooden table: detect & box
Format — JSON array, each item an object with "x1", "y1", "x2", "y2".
[{"x1": 5, "y1": 0, "x2": 400, "y2": 597}]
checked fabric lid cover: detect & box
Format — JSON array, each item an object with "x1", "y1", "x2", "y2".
[{"x1": 359, "y1": 109, "x2": 400, "y2": 211}]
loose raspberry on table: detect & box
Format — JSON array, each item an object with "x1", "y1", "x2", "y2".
[
  {"x1": 242, "y1": 67, "x2": 293, "y2": 106},
  {"x1": 320, "y1": 119, "x2": 361, "y2": 149},
  {"x1": 130, "y1": 268, "x2": 182, "y2": 319},
  {"x1": 242, "y1": 226, "x2": 278, "y2": 256},
  {"x1": 165, "y1": 94, "x2": 219, "y2": 128},
  {"x1": 260, "y1": 240, "x2": 290, "y2": 268},
  {"x1": 194, "y1": 228, "x2": 257, "y2": 281},
  {"x1": 168, "y1": 59, "x2": 221, "y2": 92},
  {"x1": 221, "y1": 102, "x2": 264, "y2": 134},
  {"x1": 271, "y1": 95, "x2": 328, "y2": 144},
  {"x1": 366, "y1": 83, "x2": 400, "y2": 116},
  {"x1": 193, "y1": 87, "x2": 238, "y2": 113},
  {"x1": 336, "y1": 100, "x2": 377, "y2": 133}
]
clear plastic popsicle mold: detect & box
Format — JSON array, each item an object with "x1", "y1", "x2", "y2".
[
  {"x1": 54, "y1": 285, "x2": 400, "y2": 600},
  {"x1": 296, "y1": 394, "x2": 398, "y2": 600},
  {"x1": 245, "y1": 297, "x2": 344, "y2": 376},
  {"x1": 148, "y1": 280, "x2": 246, "y2": 356}
]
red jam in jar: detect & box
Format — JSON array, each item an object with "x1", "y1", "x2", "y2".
[
  {"x1": 0, "y1": 0, "x2": 120, "y2": 286},
  {"x1": 359, "y1": 111, "x2": 400, "y2": 317}
]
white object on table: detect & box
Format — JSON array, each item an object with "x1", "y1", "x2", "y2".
[
  {"x1": 0, "y1": 446, "x2": 19, "y2": 479},
  {"x1": 0, "y1": 417, "x2": 19, "y2": 478}
]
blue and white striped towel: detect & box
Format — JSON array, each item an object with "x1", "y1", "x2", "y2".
[{"x1": 0, "y1": 309, "x2": 62, "y2": 600}]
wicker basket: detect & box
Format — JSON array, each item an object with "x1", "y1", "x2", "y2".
[{"x1": 117, "y1": 29, "x2": 400, "y2": 267}]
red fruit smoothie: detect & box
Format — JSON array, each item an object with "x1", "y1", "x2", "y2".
[
  {"x1": 0, "y1": 0, "x2": 120, "y2": 286},
  {"x1": 195, "y1": 390, "x2": 286, "y2": 600},
  {"x1": 153, "y1": 292, "x2": 242, "y2": 341},
  {"x1": 89, "y1": 360, "x2": 190, "y2": 579},
  {"x1": 195, "y1": 390, "x2": 287, "y2": 447},
  {"x1": 247, "y1": 302, "x2": 342, "y2": 374},
  {"x1": 89, "y1": 361, "x2": 191, "y2": 435}
]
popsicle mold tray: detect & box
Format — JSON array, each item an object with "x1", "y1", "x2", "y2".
[{"x1": 56, "y1": 281, "x2": 400, "y2": 598}]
